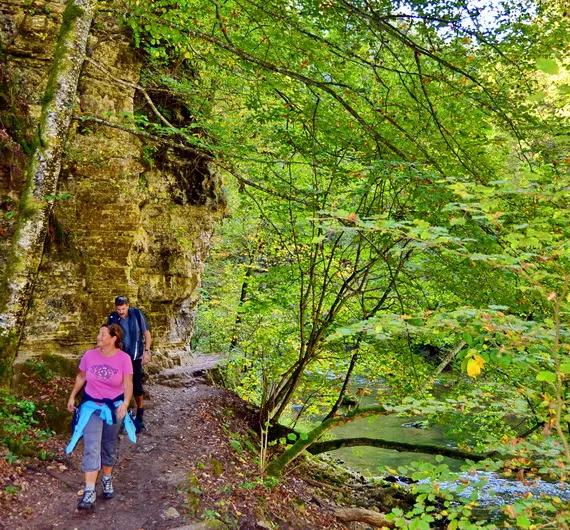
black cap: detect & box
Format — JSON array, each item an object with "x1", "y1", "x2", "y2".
[{"x1": 115, "y1": 295, "x2": 129, "y2": 306}]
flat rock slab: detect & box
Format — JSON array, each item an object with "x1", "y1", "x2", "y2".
[
  {"x1": 169, "y1": 523, "x2": 229, "y2": 530},
  {"x1": 153, "y1": 354, "x2": 226, "y2": 387}
]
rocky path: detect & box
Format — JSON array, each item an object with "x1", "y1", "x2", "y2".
[
  {"x1": 1, "y1": 355, "x2": 345, "y2": 530},
  {"x1": 2, "y1": 355, "x2": 229, "y2": 530}
]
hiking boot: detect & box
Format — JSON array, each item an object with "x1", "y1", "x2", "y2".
[
  {"x1": 135, "y1": 408, "x2": 145, "y2": 432},
  {"x1": 77, "y1": 489, "x2": 96, "y2": 510},
  {"x1": 101, "y1": 475, "x2": 114, "y2": 499}
]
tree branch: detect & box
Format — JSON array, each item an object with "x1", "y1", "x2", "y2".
[
  {"x1": 84, "y1": 57, "x2": 178, "y2": 131},
  {"x1": 74, "y1": 116, "x2": 309, "y2": 205},
  {"x1": 307, "y1": 436, "x2": 492, "y2": 462},
  {"x1": 73, "y1": 116, "x2": 208, "y2": 158},
  {"x1": 266, "y1": 405, "x2": 391, "y2": 475}
]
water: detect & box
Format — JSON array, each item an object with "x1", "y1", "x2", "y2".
[
  {"x1": 320, "y1": 396, "x2": 570, "y2": 509},
  {"x1": 325, "y1": 393, "x2": 463, "y2": 473},
  {"x1": 431, "y1": 472, "x2": 570, "y2": 507}
]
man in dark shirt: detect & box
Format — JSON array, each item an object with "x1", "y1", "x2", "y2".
[{"x1": 108, "y1": 295, "x2": 152, "y2": 429}]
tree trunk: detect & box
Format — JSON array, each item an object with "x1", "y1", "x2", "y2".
[
  {"x1": 334, "y1": 507, "x2": 397, "y2": 528},
  {"x1": 229, "y1": 246, "x2": 259, "y2": 349},
  {"x1": 0, "y1": 0, "x2": 96, "y2": 386},
  {"x1": 307, "y1": 436, "x2": 491, "y2": 461},
  {"x1": 269, "y1": 359, "x2": 307, "y2": 423},
  {"x1": 266, "y1": 404, "x2": 390, "y2": 476},
  {"x1": 323, "y1": 348, "x2": 359, "y2": 421},
  {"x1": 422, "y1": 340, "x2": 466, "y2": 392}
]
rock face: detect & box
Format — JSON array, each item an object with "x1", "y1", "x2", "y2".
[{"x1": 0, "y1": 1, "x2": 225, "y2": 373}]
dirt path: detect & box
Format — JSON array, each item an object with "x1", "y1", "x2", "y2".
[{"x1": 1, "y1": 355, "x2": 346, "y2": 530}]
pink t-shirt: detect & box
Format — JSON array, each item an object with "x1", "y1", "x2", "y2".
[{"x1": 79, "y1": 348, "x2": 133, "y2": 400}]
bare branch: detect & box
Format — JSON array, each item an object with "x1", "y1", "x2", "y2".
[{"x1": 85, "y1": 57, "x2": 178, "y2": 131}]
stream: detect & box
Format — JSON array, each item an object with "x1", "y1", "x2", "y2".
[{"x1": 295, "y1": 392, "x2": 570, "y2": 510}]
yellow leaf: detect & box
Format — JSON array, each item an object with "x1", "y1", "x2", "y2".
[
  {"x1": 473, "y1": 354, "x2": 486, "y2": 369},
  {"x1": 467, "y1": 358, "x2": 481, "y2": 378}
]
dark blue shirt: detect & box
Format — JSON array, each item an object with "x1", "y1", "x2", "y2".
[{"x1": 108, "y1": 307, "x2": 149, "y2": 361}]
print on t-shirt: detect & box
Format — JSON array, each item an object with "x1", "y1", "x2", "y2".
[
  {"x1": 90, "y1": 364, "x2": 119, "y2": 381},
  {"x1": 79, "y1": 348, "x2": 133, "y2": 399}
]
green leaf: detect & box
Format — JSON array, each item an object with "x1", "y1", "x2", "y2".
[
  {"x1": 536, "y1": 371, "x2": 556, "y2": 383},
  {"x1": 496, "y1": 354, "x2": 512, "y2": 369},
  {"x1": 229, "y1": 439, "x2": 243, "y2": 453},
  {"x1": 299, "y1": 432, "x2": 309, "y2": 441},
  {"x1": 286, "y1": 433, "x2": 297, "y2": 441},
  {"x1": 528, "y1": 92, "x2": 546, "y2": 102},
  {"x1": 409, "y1": 519, "x2": 430, "y2": 530},
  {"x1": 536, "y1": 58, "x2": 559, "y2": 75},
  {"x1": 559, "y1": 363, "x2": 570, "y2": 374},
  {"x1": 516, "y1": 515, "x2": 531, "y2": 528},
  {"x1": 449, "y1": 217, "x2": 466, "y2": 227}
]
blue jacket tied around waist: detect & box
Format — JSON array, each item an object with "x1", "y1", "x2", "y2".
[{"x1": 66, "y1": 400, "x2": 137, "y2": 454}]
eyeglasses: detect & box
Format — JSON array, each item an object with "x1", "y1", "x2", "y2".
[{"x1": 115, "y1": 295, "x2": 129, "y2": 305}]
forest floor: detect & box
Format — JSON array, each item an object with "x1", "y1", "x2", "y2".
[{"x1": 0, "y1": 355, "x2": 355, "y2": 530}]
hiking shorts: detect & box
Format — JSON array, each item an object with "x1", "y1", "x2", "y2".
[
  {"x1": 81, "y1": 411, "x2": 123, "y2": 472},
  {"x1": 132, "y1": 359, "x2": 144, "y2": 397}
]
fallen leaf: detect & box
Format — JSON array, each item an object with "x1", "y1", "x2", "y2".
[{"x1": 516, "y1": 469, "x2": 531, "y2": 486}]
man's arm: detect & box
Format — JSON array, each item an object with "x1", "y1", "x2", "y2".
[{"x1": 142, "y1": 329, "x2": 152, "y2": 365}]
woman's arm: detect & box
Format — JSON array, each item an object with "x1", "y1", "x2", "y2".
[
  {"x1": 116, "y1": 373, "x2": 133, "y2": 420},
  {"x1": 67, "y1": 370, "x2": 86, "y2": 412}
]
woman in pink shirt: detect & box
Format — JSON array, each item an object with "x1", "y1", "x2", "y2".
[{"x1": 67, "y1": 323, "x2": 133, "y2": 510}]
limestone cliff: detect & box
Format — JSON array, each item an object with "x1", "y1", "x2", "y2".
[{"x1": 0, "y1": 0, "x2": 225, "y2": 378}]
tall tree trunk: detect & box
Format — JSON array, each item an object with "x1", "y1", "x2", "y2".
[
  {"x1": 0, "y1": 0, "x2": 97, "y2": 386},
  {"x1": 270, "y1": 352, "x2": 312, "y2": 423},
  {"x1": 229, "y1": 273, "x2": 250, "y2": 349}
]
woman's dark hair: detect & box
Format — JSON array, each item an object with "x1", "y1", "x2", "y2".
[{"x1": 101, "y1": 323, "x2": 123, "y2": 349}]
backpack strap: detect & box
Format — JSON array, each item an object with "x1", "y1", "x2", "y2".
[{"x1": 133, "y1": 307, "x2": 144, "y2": 332}]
